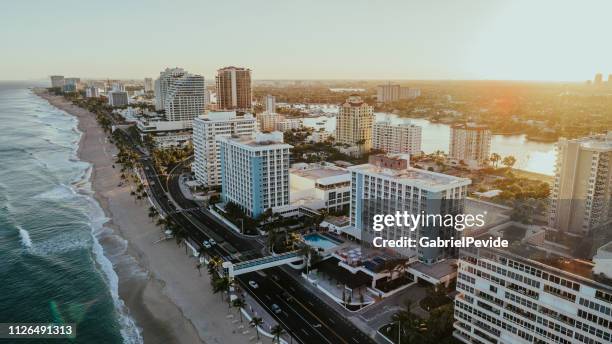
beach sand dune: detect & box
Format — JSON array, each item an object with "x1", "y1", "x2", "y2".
[{"x1": 36, "y1": 90, "x2": 252, "y2": 344}]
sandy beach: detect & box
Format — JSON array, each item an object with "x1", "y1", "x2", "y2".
[{"x1": 35, "y1": 90, "x2": 254, "y2": 344}]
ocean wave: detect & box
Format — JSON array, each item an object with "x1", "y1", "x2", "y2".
[
  {"x1": 38, "y1": 91, "x2": 143, "y2": 344},
  {"x1": 18, "y1": 225, "x2": 33, "y2": 249},
  {"x1": 34, "y1": 184, "x2": 77, "y2": 201}
]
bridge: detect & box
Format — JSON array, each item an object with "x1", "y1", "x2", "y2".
[{"x1": 223, "y1": 251, "x2": 304, "y2": 278}]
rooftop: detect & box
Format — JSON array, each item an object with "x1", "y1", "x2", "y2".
[
  {"x1": 348, "y1": 162, "x2": 471, "y2": 190},
  {"x1": 290, "y1": 166, "x2": 350, "y2": 181}
]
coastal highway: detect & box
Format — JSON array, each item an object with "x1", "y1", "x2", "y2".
[
  {"x1": 138, "y1": 157, "x2": 374, "y2": 344},
  {"x1": 113, "y1": 127, "x2": 375, "y2": 344},
  {"x1": 164, "y1": 163, "x2": 375, "y2": 344}
]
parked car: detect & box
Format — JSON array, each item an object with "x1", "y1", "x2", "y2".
[{"x1": 202, "y1": 241, "x2": 212, "y2": 249}]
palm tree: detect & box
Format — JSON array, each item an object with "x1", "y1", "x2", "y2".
[
  {"x1": 270, "y1": 324, "x2": 285, "y2": 343},
  {"x1": 489, "y1": 153, "x2": 501, "y2": 168},
  {"x1": 249, "y1": 316, "x2": 263, "y2": 340},
  {"x1": 212, "y1": 276, "x2": 230, "y2": 303},
  {"x1": 232, "y1": 298, "x2": 246, "y2": 322}
]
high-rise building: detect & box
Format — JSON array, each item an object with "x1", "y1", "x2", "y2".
[
  {"x1": 50, "y1": 75, "x2": 65, "y2": 88},
  {"x1": 164, "y1": 74, "x2": 205, "y2": 122},
  {"x1": 218, "y1": 132, "x2": 291, "y2": 217},
  {"x1": 377, "y1": 83, "x2": 401, "y2": 103},
  {"x1": 548, "y1": 132, "x2": 612, "y2": 234},
  {"x1": 454, "y1": 247, "x2": 612, "y2": 344},
  {"x1": 264, "y1": 95, "x2": 276, "y2": 113},
  {"x1": 192, "y1": 111, "x2": 257, "y2": 187},
  {"x1": 154, "y1": 67, "x2": 186, "y2": 111},
  {"x1": 373, "y1": 121, "x2": 422, "y2": 154},
  {"x1": 144, "y1": 78, "x2": 154, "y2": 92},
  {"x1": 215, "y1": 66, "x2": 252, "y2": 112},
  {"x1": 85, "y1": 86, "x2": 99, "y2": 98},
  {"x1": 64, "y1": 78, "x2": 81, "y2": 90},
  {"x1": 336, "y1": 95, "x2": 374, "y2": 153},
  {"x1": 108, "y1": 90, "x2": 129, "y2": 107},
  {"x1": 449, "y1": 123, "x2": 492, "y2": 167},
  {"x1": 348, "y1": 154, "x2": 470, "y2": 263},
  {"x1": 594, "y1": 73, "x2": 603, "y2": 85}
]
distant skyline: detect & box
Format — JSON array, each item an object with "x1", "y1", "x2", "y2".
[{"x1": 1, "y1": 0, "x2": 611, "y2": 82}]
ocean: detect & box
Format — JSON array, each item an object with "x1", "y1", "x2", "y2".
[{"x1": 0, "y1": 82, "x2": 141, "y2": 344}]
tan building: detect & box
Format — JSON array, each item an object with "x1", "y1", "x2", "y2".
[
  {"x1": 448, "y1": 123, "x2": 491, "y2": 167},
  {"x1": 335, "y1": 95, "x2": 374, "y2": 154},
  {"x1": 373, "y1": 121, "x2": 422, "y2": 154},
  {"x1": 549, "y1": 132, "x2": 612, "y2": 234},
  {"x1": 216, "y1": 66, "x2": 252, "y2": 112},
  {"x1": 377, "y1": 83, "x2": 400, "y2": 103},
  {"x1": 257, "y1": 112, "x2": 280, "y2": 132}
]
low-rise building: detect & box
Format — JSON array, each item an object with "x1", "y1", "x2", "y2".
[
  {"x1": 290, "y1": 162, "x2": 351, "y2": 212},
  {"x1": 307, "y1": 130, "x2": 334, "y2": 143},
  {"x1": 275, "y1": 118, "x2": 302, "y2": 132},
  {"x1": 136, "y1": 119, "x2": 192, "y2": 148}
]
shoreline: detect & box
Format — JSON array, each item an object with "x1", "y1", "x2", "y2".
[
  {"x1": 33, "y1": 89, "x2": 255, "y2": 344},
  {"x1": 34, "y1": 89, "x2": 201, "y2": 344}
]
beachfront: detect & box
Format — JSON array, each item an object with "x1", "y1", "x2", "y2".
[{"x1": 35, "y1": 90, "x2": 263, "y2": 344}]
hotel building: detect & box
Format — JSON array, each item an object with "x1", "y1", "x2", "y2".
[
  {"x1": 275, "y1": 118, "x2": 302, "y2": 132},
  {"x1": 348, "y1": 154, "x2": 471, "y2": 263},
  {"x1": 154, "y1": 67, "x2": 186, "y2": 111},
  {"x1": 218, "y1": 132, "x2": 291, "y2": 217},
  {"x1": 449, "y1": 123, "x2": 492, "y2": 167},
  {"x1": 336, "y1": 95, "x2": 374, "y2": 153},
  {"x1": 164, "y1": 74, "x2": 205, "y2": 122},
  {"x1": 192, "y1": 111, "x2": 257, "y2": 187},
  {"x1": 454, "y1": 247, "x2": 612, "y2": 344},
  {"x1": 372, "y1": 121, "x2": 422, "y2": 154},
  {"x1": 548, "y1": 132, "x2": 612, "y2": 234},
  {"x1": 216, "y1": 66, "x2": 252, "y2": 112}
]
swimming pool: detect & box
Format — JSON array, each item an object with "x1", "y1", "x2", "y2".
[{"x1": 303, "y1": 233, "x2": 341, "y2": 250}]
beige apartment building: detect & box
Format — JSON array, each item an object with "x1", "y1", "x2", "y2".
[
  {"x1": 373, "y1": 121, "x2": 422, "y2": 154},
  {"x1": 548, "y1": 132, "x2": 612, "y2": 234},
  {"x1": 335, "y1": 95, "x2": 374, "y2": 154},
  {"x1": 448, "y1": 123, "x2": 492, "y2": 168}
]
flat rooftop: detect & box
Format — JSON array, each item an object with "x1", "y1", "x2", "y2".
[
  {"x1": 348, "y1": 164, "x2": 471, "y2": 190},
  {"x1": 290, "y1": 167, "x2": 350, "y2": 181}
]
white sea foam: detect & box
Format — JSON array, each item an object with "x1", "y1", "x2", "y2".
[
  {"x1": 34, "y1": 184, "x2": 77, "y2": 200},
  {"x1": 18, "y1": 226, "x2": 33, "y2": 249},
  {"x1": 41, "y1": 96, "x2": 143, "y2": 344}
]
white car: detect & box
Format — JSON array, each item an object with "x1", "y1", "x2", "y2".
[
  {"x1": 248, "y1": 280, "x2": 259, "y2": 289},
  {"x1": 202, "y1": 241, "x2": 212, "y2": 249},
  {"x1": 208, "y1": 238, "x2": 217, "y2": 246}
]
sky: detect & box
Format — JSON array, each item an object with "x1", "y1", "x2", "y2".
[{"x1": 1, "y1": 0, "x2": 611, "y2": 82}]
